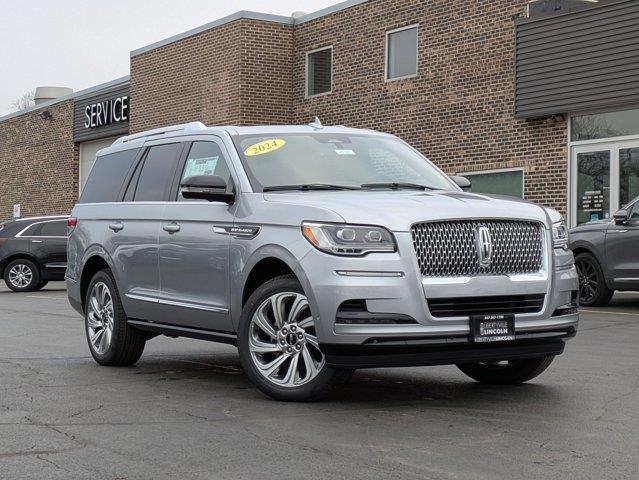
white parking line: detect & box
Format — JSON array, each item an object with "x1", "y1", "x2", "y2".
[{"x1": 580, "y1": 308, "x2": 639, "y2": 317}]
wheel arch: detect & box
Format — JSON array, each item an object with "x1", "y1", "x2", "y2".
[
  {"x1": 231, "y1": 244, "x2": 315, "y2": 331},
  {"x1": 0, "y1": 253, "x2": 42, "y2": 279},
  {"x1": 78, "y1": 247, "x2": 118, "y2": 312}
]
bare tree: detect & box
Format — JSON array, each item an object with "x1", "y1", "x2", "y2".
[{"x1": 10, "y1": 90, "x2": 35, "y2": 111}]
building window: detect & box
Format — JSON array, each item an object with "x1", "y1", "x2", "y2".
[
  {"x1": 461, "y1": 169, "x2": 524, "y2": 198},
  {"x1": 571, "y1": 108, "x2": 639, "y2": 141},
  {"x1": 385, "y1": 25, "x2": 418, "y2": 81},
  {"x1": 306, "y1": 46, "x2": 332, "y2": 97}
]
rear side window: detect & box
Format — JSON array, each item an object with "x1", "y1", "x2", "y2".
[
  {"x1": 79, "y1": 148, "x2": 140, "y2": 203},
  {"x1": 39, "y1": 220, "x2": 68, "y2": 237},
  {"x1": 134, "y1": 143, "x2": 182, "y2": 202}
]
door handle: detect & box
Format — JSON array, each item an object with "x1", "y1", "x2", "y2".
[
  {"x1": 109, "y1": 222, "x2": 124, "y2": 232},
  {"x1": 163, "y1": 223, "x2": 181, "y2": 234},
  {"x1": 31, "y1": 240, "x2": 43, "y2": 243}
]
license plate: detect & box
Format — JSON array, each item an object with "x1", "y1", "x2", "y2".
[{"x1": 470, "y1": 314, "x2": 515, "y2": 343}]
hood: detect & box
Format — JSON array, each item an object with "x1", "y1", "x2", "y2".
[{"x1": 264, "y1": 190, "x2": 552, "y2": 232}]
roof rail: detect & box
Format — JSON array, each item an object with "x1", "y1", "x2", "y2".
[{"x1": 113, "y1": 121, "x2": 207, "y2": 145}]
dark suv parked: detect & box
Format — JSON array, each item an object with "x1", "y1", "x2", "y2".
[
  {"x1": 570, "y1": 196, "x2": 639, "y2": 306},
  {"x1": 0, "y1": 216, "x2": 68, "y2": 292}
]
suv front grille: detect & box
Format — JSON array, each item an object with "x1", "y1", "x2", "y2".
[
  {"x1": 428, "y1": 294, "x2": 545, "y2": 318},
  {"x1": 411, "y1": 219, "x2": 544, "y2": 277}
]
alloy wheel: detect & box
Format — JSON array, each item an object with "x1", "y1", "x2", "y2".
[
  {"x1": 8, "y1": 264, "x2": 33, "y2": 289},
  {"x1": 248, "y1": 292, "x2": 325, "y2": 387},
  {"x1": 87, "y1": 282, "x2": 114, "y2": 355},
  {"x1": 575, "y1": 258, "x2": 598, "y2": 304}
]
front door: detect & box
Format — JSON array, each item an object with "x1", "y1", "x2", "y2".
[
  {"x1": 157, "y1": 139, "x2": 236, "y2": 332},
  {"x1": 605, "y1": 200, "x2": 639, "y2": 287}
]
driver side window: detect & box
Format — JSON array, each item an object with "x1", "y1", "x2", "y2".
[{"x1": 178, "y1": 141, "x2": 231, "y2": 201}]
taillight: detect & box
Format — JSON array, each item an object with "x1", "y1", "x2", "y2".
[{"x1": 67, "y1": 217, "x2": 78, "y2": 233}]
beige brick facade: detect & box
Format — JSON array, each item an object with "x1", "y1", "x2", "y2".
[
  {"x1": 0, "y1": 0, "x2": 571, "y2": 221},
  {"x1": 130, "y1": 19, "x2": 294, "y2": 133},
  {"x1": 0, "y1": 101, "x2": 77, "y2": 219},
  {"x1": 292, "y1": 0, "x2": 568, "y2": 212}
]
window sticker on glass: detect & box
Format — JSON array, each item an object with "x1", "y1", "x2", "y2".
[
  {"x1": 244, "y1": 139, "x2": 286, "y2": 156},
  {"x1": 335, "y1": 149, "x2": 356, "y2": 155},
  {"x1": 183, "y1": 156, "x2": 219, "y2": 177}
]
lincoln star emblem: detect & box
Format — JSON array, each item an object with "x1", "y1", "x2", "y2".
[{"x1": 475, "y1": 226, "x2": 493, "y2": 268}]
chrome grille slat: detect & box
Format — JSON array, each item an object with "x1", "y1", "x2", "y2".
[{"x1": 411, "y1": 220, "x2": 544, "y2": 277}]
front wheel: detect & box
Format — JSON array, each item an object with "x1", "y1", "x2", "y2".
[
  {"x1": 238, "y1": 275, "x2": 353, "y2": 401},
  {"x1": 575, "y1": 252, "x2": 614, "y2": 307},
  {"x1": 457, "y1": 356, "x2": 555, "y2": 385}
]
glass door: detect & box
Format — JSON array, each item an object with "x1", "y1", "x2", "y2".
[
  {"x1": 570, "y1": 140, "x2": 639, "y2": 226},
  {"x1": 571, "y1": 146, "x2": 612, "y2": 226}
]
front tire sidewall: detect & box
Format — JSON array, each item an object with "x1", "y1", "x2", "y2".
[
  {"x1": 238, "y1": 276, "x2": 351, "y2": 401},
  {"x1": 575, "y1": 253, "x2": 613, "y2": 307},
  {"x1": 4, "y1": 259, "x2": 40, "y2": 292}
]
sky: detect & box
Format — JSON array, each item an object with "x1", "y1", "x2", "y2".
[{"x1": 0, "y1": 0, "x2": 342, "y2": 116}]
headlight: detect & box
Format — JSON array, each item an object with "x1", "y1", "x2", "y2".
[
  {"x1": 301, "y1": 222, "x2": 396, "y2": 256},
  {"x1": 552, "y1": 220, "x2": 568, "y2": 248}
]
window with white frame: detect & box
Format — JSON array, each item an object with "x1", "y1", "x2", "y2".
[
  {"x1": 461, "y1": 169, "x2": 524, "y2": 198},
  {"x1": 306, "y1": 46, "x2": 332, "y2": 97},
  {"x1": 386, "y1": 25, "x2": 418, "y2": 81}
]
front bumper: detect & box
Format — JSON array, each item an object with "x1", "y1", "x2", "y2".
[
  {"x1": 321, "y1": 326, "x2": 575, "y2": 368},
  {"x1": 299, "y1": 231, "x2": 579, "y2": 357}
]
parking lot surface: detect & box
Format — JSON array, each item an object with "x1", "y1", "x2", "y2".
[{"x1": 0, "y1": 283, "x2": 637, "y2": 480}]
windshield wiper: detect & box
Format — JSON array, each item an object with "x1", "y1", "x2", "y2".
[
  {"x1": 361, "y1": 182, "x2": 436, "y2": 191},
  {"x1": 263, "y1": 184, "x2": 360, "y2": 192}
]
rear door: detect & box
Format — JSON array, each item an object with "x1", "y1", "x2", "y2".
[
  {"x1": 605, "y1": 200, "x2": 639, "y2": 287},
  {"x1": 101, "y1": 142, "x2": 184, "y2": 321},
  {"x1": 157, "y1": 139, "x2": 237, "y2": 332},
  {"x1": 27, "y1": 220, "x2": 68, "y2": 279}
]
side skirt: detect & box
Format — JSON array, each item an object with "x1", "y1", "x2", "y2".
[{"x1": 127, "y1": 319, "x2": 238, "y2": 346}]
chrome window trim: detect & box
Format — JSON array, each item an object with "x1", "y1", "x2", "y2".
[{"x1": 15, "y1": 219, "x2": 69, "y2": 239}]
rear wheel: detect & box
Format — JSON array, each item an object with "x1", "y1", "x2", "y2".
[
  {"x1": 457, "y1": 356, "x2": 555, "y2": 385},
  {"x1": 4, "y1": 259, "x2": 40, "y2": 292},
  {"x1": 85, "y1": 269, "x2": 146, "y2": 366},
  {"x1": 575, "y1": 252, "x2": 613, "y2": 307},
  {"x1": 238, "y1": 275, "x2": 353, "y2": 401}
]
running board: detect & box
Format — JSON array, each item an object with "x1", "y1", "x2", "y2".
[{"x1": 127, "y1": 319, "x2": 237, "y2": 346}]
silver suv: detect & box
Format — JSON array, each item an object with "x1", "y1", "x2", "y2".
[{"x1": 66, "y1": 121, "x2": 579, "y2": 401}]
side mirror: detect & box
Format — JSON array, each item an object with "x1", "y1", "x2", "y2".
[
  {"x1": 180, "y1": 175, "x2": 234, "y2": 203},
  {"x1": 450, "y1": 175, "x2": 471, "y2": 192},
  {"x1": 613, "y1": 208, "x2": 629, "y2": 224}
]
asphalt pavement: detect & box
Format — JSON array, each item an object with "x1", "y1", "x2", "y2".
[{"x1": 0, "y1": 282, "x2": 637, "y2": 480}]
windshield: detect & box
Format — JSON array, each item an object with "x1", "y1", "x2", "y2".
[{"x1": 232, "y1": 133, "x2": 454, "y2": 192}]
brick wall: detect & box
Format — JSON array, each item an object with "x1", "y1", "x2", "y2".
[
  {"x1": 130, "y1": 19, "x2": 294, "y2": 133},
  {"x1": 293, "y1": 0, "x2": 568, "y2": 213},
  {"x1": 0, "y1": 101, "x2": 77, "y2": 221}
]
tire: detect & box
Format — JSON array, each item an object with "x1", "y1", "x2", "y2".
[
  {"x1": 85, "y1": 269, "x2": 146, "y2": 366},
  {"x1": 457, "y1": 356, "x2": 555, "y2": 385},
  {"x1": 575, "y1": 252, "x2": 614, "y2": 307},
  {"x1": 34, "y1": 280, "x2": 49, "y2": 291},
  {"x1": 238, "y1": 275, "x2": 353, "y2": 401},
  {"x1": 3, "y1": 259, "x2": 40, "y2": 292}
]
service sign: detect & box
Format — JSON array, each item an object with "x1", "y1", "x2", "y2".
[
  {"x1": 84, "y1": 96, "x2": 129, "y2": 129},
  {"x1": 73, "y1": 83, "x2": 130, "y2": 142}
]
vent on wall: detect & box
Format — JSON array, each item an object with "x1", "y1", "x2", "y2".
[{"x1": 527, "y1": 0, "x2": 600, "y2": 18}]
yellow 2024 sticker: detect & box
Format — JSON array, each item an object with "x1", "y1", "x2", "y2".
[{"x1": 244, "y1": 139, "x2": 286, "y2": 156}]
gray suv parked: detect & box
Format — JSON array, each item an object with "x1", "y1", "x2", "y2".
[{"x1": 66, "y1": 121, "x2": 579, "y2": 401}]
